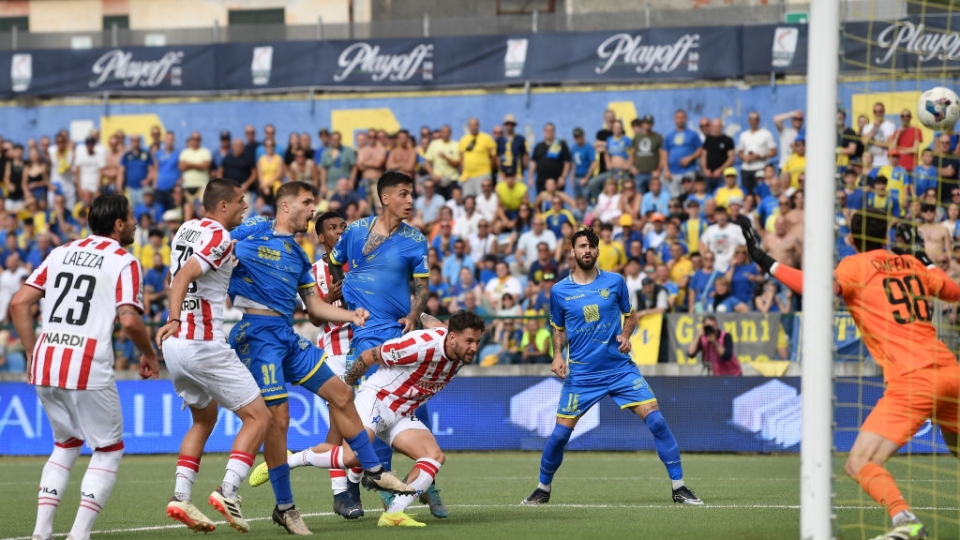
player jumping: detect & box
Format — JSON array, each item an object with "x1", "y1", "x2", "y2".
[
  {"x1": 738, "y1": 210, "x2": 958, "y2": 540},
  {"x1": 329, "y1": 170, "x2": 448, "y2": 518},
  {"x1": 11, "y1": 194, "x2": 161, "y2": 540},
  {"x1": 228, "y1": 181, "x2": 414, "y2": 535},
  {"x1": 521, "y1": 227, "x2": 703, "y2": 506},
  {"x1": 155, "y1": 179, "x2": 272, "y2": 533}
]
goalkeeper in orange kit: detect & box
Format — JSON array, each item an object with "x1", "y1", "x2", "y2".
[{"x1": 738, "y1": 209, "x2": 960, "y2": 540}]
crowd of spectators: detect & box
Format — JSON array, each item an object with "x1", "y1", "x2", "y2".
[{"x1": 3, "y1": 100, "x2": 958, "y2": 370}]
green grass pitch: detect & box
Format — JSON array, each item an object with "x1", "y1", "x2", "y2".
[{"x1": 0, "y1": 452, "x2": 956, "y2": 539}]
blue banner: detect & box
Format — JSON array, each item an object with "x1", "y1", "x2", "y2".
[{"x1": 0, "y1": 376, "x2": 945, "y2": 456}]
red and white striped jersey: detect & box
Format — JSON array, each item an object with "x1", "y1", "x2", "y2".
[
  {"x1": 170, "y1": 219, "x2": 235, "y2": 342},
  {"x1": 25, "y1": 235, "x2": 144, "y2": 390},
  {"x1": 312, "y1": 256, "x2": 352, "y2": 356},
  {"x1": 362, "y1": 328, "x2": 461, "y2": 416}
]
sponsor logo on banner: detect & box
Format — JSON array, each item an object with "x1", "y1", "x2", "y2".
[
  {"x1": 251, "y1": 46, "x2": 273, "y2": 86},
  {"x1": 334, "y1": 42, "x2": 434, "y2": 83},
  {"x1": 875, "y1": 21, "x2": 960, "y2": 64},
  {"x1": 771, "y1": 27, "x2": 799, "y2": 68},
  {"x1": 11, "y1": 53, "x2": 32, "y2": 92},
  {"x1": 89, "y1": 49, "x2": 184, "y2": 89},
  {"x1": 595, "y1": 32, "x2": 699, "y2": 75},
  {"x1": 504, "y1": 38, "x2": 528, "y2": 77}
]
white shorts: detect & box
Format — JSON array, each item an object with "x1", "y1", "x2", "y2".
[
  {"x1": 353, "y1": 387, "x2": 428, "y2": 446},
  {"x1": 325, "y1": 354, "x2": 348, "y2": 376},
  {"x1": 163, "y1": 338, "x2": 261, "y2": 411},
  {"x1": 36, "y1": 384, "x2": 123, "y2": 450}
]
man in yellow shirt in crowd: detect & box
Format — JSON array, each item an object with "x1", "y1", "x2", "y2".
[
  {"x1": 178, "y1": 131, "x2": 212, "y2": 205},
  {"x1": 496, "y1": 173, "x2": 529, "y2": 219},
  {"x1": 713, "y1": 167, "x2": 745, "y2": 208},
  {"x1": 139, "y1": 228, "x2": 171, "y2": 269},
  {"x1": 597, "y1": 222, "x2": 626, "y2": 272},
  {"x1": 667, "y1": 242, "x2": 695, "y2": 311},
  {"x1": 425, "y1": 125, "x2": 461, "y2": 195},
  {"x1": 459, "y1": 117, "x2": 496, "y2": 198},
  {"x1": 780, "y1": 137, "x2": 806, "y2": 190}
]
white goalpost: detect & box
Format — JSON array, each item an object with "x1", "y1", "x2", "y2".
[{"x1": 800, "y1": 0, "x2": 840, "y2": 538}]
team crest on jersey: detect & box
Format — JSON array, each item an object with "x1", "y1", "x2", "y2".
[
  {"x1": 298, "y1": 336, "x2": 310, "y2": 350},
  {"x1": 283, "y1": 241, "x2": 292, "y2": 254},
  {"x1": 599, "y1": 288, "x2": 610, "y2": 299},
  {"x1": 210, "y1": 239, "x2": 231, "y2": 259}
]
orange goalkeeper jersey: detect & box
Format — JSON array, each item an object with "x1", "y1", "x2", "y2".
[{"x1": 834, "y1": 250, "x2": 960, "y2": 382}]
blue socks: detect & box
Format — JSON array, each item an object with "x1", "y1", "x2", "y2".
[
  {"x1": 539, "y1": 424, "x2": 574, "y2": 485},
  {"x1": 267, "y1": 464, "x2": 294, "y2": 506},
  {"x1": 345, "y1": 431, "x2": 382, "y2": 471},
  {"x1": 644, "y1": 410, "x2": 683, "y2": 481}
]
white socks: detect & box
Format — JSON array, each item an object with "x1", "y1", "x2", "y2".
[
  {"x1": 69, "y1": 444, "x2": 124, "y2": 540},
  {"x1": 33, "y1": 441, "x2": 82, "y2": 540},
  {"x1": 174, "y1": 454, "x2": 200, "y2": 502},
  {"x1": 291, "y1": 446, "x2": 347, "y2": 469},
  {"x1": 222, "y1": 451, "x2": 255, "y2": 499},
  {"x1": 386, "y1": 458, "x2": 441, "y2": 514}
]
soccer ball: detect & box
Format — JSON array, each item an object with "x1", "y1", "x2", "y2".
[{"x1": 917, "y1": 87, "x2": 960, "y2": 130}]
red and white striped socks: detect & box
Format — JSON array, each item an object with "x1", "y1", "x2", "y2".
[
  {"x1": 69, "y1": 441, "x2": 124, "y2": 540},
  {"x1": 33, "y1": 438, "x2": 83, "y2": 540},
  {"x1": 222, "y1": 451, "x2": 255, "y2": 499},
  {"x1": 174, "y1": 454, "x2": 200, "y2": 502},
  {"x1": 386, "y1": 458, "x2": 441, "y2": 514}
]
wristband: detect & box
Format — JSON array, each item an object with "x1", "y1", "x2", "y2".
[{"x1": 168, "y1": 319, "x2": 181, "y2": 325}]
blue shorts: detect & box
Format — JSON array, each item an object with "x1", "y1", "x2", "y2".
[
  {"x1": 229, "y1": 314, "x2": 335, "y2": 407},
  {"x1": 557, "y1": 365, "x2": 657, "y2": 418},
  {"x1": 346, "y1": 322, "x2": 403, "y2": 365}
]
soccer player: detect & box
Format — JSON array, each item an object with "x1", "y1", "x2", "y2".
[
  {"x1": 310, "y1": 210, "x2": 365, "y2": 519},
  {"x1": 268, "y1": 310, "x2": 486, "y2": 527},
  {"x1": 521, "y1": 227, "x2": 703, "y2": 506},
  {"x1": 154, "y1": 179, "x2": 271, "y2": 533},
  {"x1": 10, "y1": 194, "x2": 161, "y2": 540},
  {"x1": 228, "y1": 181, "x2": 414, "y2": 535},
  {"x1": 329, "y1": 170, "x2": 448, "y2": 517},
  {"x1": 738, "y1": 211, "x2": 958, "y2": 540}
]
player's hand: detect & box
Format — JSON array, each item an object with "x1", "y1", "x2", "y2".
[
  {"x1": 735, "y1": 215, "x2": 776, "y2": 273},
  {"x1": 139, "y1": 354, "x2": 160, "y2": 380},
  {"x1": 893, "y1": 222, "x2": 934, "y2": 267},
  {"x1": 616, "y1": 333, "x2": 632, "y2": 354},
  {"x1": 399, "y1": 315, "x2": 417, "y2": 333},
  {"x1": 327, "y1": 279, "x2": 343, "y2": 304},
  {"x1": 155, "y1": 320, "x2": 180, "y2": 348},
  {"x1": 352, "y1": 308, "x2": 369, "y2": 327},
  {"x1": 551, "y1": 355, "x2": 567, "y2": 379}
]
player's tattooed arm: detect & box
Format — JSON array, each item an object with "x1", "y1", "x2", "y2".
[
  {"x1": 401, "y1": 277, "x2": 430, "y2": 332},
  {"x1": 617, "y1": 310, "x2": 637, "y2": 354},
  {"x1": 343, "y1": 347, "x2": 381, "y2": 386},
  {"x1": 362, "y1": 230, "x2": 389, "y2": 256},
  {"x1": 420, "y1": 312, "x2": 446, "y2": 329}
]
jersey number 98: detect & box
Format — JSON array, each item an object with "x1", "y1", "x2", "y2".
[{"x1": 883, "y1": 276, "x2": 933, "y2": 325}]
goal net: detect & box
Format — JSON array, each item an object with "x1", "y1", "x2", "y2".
[{"x1": 826, "y1": 2, "x2": 960, "y2": 538}]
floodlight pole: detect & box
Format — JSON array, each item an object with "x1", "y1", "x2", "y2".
[{"x1": 800, "y1": 0, "x2": 839, "y2": 538}]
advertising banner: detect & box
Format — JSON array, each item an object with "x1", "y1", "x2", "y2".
[
  {"x1": 1, "y1": 376, "x2": 943, "y2": 456},
  {"x1": 668, "y1": 313, "x2": 782, "y2": 367}
]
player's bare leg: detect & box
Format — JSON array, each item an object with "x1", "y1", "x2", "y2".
[
  {"x1": 940, "y1": 429, "x2": 959, "y2": 459},
  {"x1": 377, "y1": 429, "x2": 445, "y2": 528},
  {"x1": 316, "y1": 376, "x2": 415, "y2": 495},
  {"x1": 167, "y1": 402, "x2": 218, "y2": 533},
  {"x1": 207, "y1": 398, "x2": 270, "y2": 533},
  {"x1": 847, "y1": 430, "x2": 926, "y2": 539},
  {"x1": 628, "y1": 402, "x2": 701, "y2": 505}
]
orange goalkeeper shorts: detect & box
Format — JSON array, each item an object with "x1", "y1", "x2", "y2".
[{"x1": 861, "y1": 364, "x2": 960, "y2": 446}]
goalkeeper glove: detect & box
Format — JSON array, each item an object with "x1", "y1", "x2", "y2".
[
  {"x1": 735, "y1": 215, "x2": 777, "y2": 274},
  {"x1": 892, "y1": 222, "x2": 935, "y2": 268}
]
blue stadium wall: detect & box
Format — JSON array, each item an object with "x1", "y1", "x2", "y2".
[{"x1": 0, "y1": 79, "x2": 943, "y2": 147}]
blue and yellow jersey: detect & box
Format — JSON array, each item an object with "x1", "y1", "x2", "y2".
[
  {"x1": 550, "y1": 270, "x2": 634, "y2": 379},
  {"x1": 330, "y1": 217, "x2": 429, "y2": 326},
  {"x1": 680, "y1": 218, "x2": 707, "y2": 253},
  {"x1": 229, "y1": 216, "x2": 316, "y2": 324}
]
